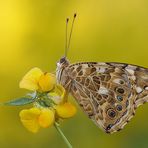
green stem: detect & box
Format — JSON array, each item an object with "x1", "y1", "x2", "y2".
[{"x1": 54, "y1": 122, "x2": 73, "y2": 148}]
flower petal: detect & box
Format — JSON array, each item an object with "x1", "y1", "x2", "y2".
[
  {"x1": 38, "y1": 109, "x2": 55, "y2": 128},
  {"x1": 21, "y1": 119, "x2": 40, "y2": 133},
  {"x1": 38, "y1": 73, "x2": 56, "y2": 92},
  {"x1": 19, "y1": 108, "x2": 41, "y2": 120},
  {"x1": 19, "y1": 67, "x2": 43, "y2": 91},
  {"x1": 55, "y1": 102, "x2": 77, "y2": 119},
  {"x1": 19, "y1": 108, "x2": 41, "y2": 133}
]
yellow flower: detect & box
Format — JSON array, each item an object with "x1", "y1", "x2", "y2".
[
  {"x1": 55, "y1": 102, "x2": 77, "y2": 119},
  {"x1": 19, "y1": 68, "x2": 56, "y2": 92},
  {"x1": 49, "y1": 84, "x2": 66, "y2": 104},
  {"x1": 19, "y1": 67, "x2": 77, "y2": 133},
  {"x1": 19, "y1": 107, "x2": 55, "y2": 133}
]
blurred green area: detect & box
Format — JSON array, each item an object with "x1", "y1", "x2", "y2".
[{"x1": 0, "y1": 0, "x2": 148, "y2": 148}]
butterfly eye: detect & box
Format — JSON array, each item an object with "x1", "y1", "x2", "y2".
[
  {"x1": 107, "y1": 109, "x2": 116, "y2": 118},
  {"x1": 60, "y1": 57, "x2": 66, "y2": 63}
]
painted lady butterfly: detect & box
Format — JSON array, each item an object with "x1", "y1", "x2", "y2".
[{"x1": 56, "y1": 14, "x2": 148, "y2": 134}]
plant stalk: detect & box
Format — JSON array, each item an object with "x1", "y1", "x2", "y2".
[{"x1": 54, "y1": 122, "x2": 73, "y2": 148}]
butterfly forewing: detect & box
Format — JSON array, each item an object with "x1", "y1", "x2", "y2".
[{"x1": 56, "y1": 60, "x2": 148, "y2": 133}]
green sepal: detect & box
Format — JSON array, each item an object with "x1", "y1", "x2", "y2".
[{"x1": 2, "y1": 97, "x2": 36, "y2": 106}]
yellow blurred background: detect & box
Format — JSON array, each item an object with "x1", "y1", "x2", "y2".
[{"x1": 0, "y1": 0, "x2": 148, "y2": 148}]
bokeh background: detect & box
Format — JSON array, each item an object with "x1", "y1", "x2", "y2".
[{"x1": 0, "y1": 0, "x2": 148, "y2": 148}]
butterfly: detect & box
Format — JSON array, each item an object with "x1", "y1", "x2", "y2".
[{"x1": 56, "y1": 14, "x2": 148, "y2": 134}]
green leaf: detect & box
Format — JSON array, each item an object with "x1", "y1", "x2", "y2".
[{"x1": 2, "y1": 97, "x2": 36, "y2": 106}]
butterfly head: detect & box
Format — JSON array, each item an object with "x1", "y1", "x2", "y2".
[
  {"x1": 56, "y1": 56, "x2": 70, "y2": 84},
  {"x1": 57, "y1": 56, "x2": 69, "y2": 68}
]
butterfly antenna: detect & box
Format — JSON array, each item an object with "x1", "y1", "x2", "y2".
[
  {"x1": 65, "y1": 13, "x2": 77, "y2": 57},
  {"x1": 64, "y1": 17, "x2": 69, "y2": 57}
]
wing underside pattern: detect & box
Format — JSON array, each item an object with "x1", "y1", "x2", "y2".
[{"x1": 59, "y1": 62, "x2": 148, "y2": 133}]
